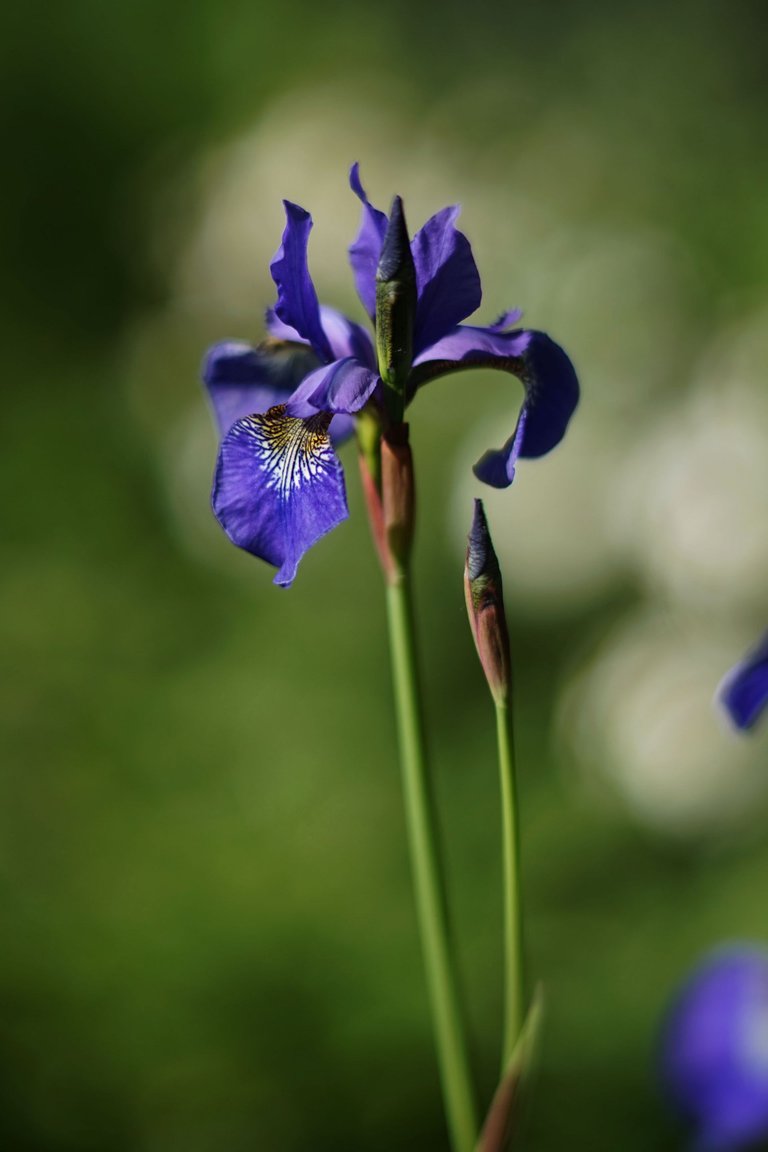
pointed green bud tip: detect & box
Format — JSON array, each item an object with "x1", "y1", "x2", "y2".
[
  {"x1": 375, "y1": 196, "x2": 417, "y2": 411},
  {"x1": 465, "y1": 499, "x2": 510, "y2": 704},
  {"x1": 376, "y1": 196, "x2": 415, "y2": 285}
]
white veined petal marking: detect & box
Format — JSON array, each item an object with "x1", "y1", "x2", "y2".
[{"x1": 240, "y1": 404, "x2": 336, "y2": 499}]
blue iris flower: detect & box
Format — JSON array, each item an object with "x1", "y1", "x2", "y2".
[
  {"x1": 203, "y1": 165, "x2": 579, "y2": 586},
  {"x1": 719, "y1": 633, "x2": 768, "y2": 732},
  {"x1": 661, "y1": 945, "x2": 768, "y2": 1152}
]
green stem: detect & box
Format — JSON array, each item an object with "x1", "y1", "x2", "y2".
[
  {"x1": 386, "y1": 574, "x2": 479, "y2": 1152},
  {"x1": 495, "y1": 700, "x2": 525, "y2": 1071}
]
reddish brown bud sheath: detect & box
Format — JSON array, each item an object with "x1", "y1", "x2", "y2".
[
  {"x1": 464, "y1": 499, "x2": 511, "y2": 704},
  {"x1": 381, "y1": 423, "x2": 415, "y2": 577},
  {"x1": 358, "y1": 422, "x2": 415, "y2": 584}
]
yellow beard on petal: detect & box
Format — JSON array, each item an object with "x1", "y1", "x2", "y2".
[{"x1": 247, "y1": 405, "x2": 335, "y2": 499}]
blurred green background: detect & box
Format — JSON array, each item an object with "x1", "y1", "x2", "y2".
[{"x1": 4, "y1": 2, "x2": 768, "y2": 1149}]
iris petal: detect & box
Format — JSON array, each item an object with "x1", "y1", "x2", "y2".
[
  {"x1": 266, "y1": 304, "x2": 375, "y2": 367},
  {"x1": 474, "y1": 409, "x2": 529, "y2": 488},
  {"x1": 412, "y1": 323, "x2": 530, "y2": 370},
  {"x1": 287, "y1": 357, "x2": 381, "y2": 416},
  {"x1": 270, "y1": 202, "x2": 333, "y2": 362},
  {"x1": 318, "y1": 306, "x2": 376, "y2": 366},
  {"x1": 202, "y1": 339, "x2": 321, "y2": 435},
  {"x1": 212, "y1": 406, "x2": 348, "y2": 587},
  {"x1": 412, "y1": 325, "x2": 579, "y2": 488},
  {"x1": 411, "y1": 206, "x2": 482, "y2": 353},
  {"x1": 489, "y1": 309, "x2": 524, "y2": 330},
  {"x1": 661, "y1": 946, "x2": 768, "y2": 1152},
  {"x1": 348, "y1": 163, "x2": 388, "y2": 321},
  {"x1": 718, "y1": 632, "x2": 768, "y2": 731}
]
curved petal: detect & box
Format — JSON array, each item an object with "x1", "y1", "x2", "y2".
[
  {"x1": 286, "y1": 357, "x2": 381, "y2": 416},
  {"x1": 202, "y1": 339, "x2": 320, "y2": 435},
  {"x1": 212, "y1": 406, "x2": 348, "y2": 587},
  {"x1": 319, "y1": 306, "x2": 376, "y2": 367},
  {"x1": 411, "y1": 207, "x2": 482, "y2": 353},
  {"x1": 348, "y1": 163, "x2": 388, "y2": 321},
  {"x1": 328, "y1": 413, "x2": 356, "y2": 443},
  {"x1": 411, "y1": 326, "x2": 579, "y2": 488},
  {"x1": 489, "y1": 308, "x2": 524, "y2": 330},
  {"x1": 412, "y1": 322, "x2": 530, "y2": 369},
  {"x1": 718, "y1": 632, "x2": 768, "y2": 731},
  {"x1": 264, "y1": 309, "x2": 304, "y2": 343},
  {"x1": 266, "y1": 304, "x2": 375, "y2": 368},
  {"x1": 270, "y1": 201, "x2": 333, "y2": 362},
  {"x1": 474, "y1": 409, "x2": 529, "y2": 488}
]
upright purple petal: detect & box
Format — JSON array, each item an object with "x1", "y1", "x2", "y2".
[
  {"x1": 264, "y1": 309, "x2": 303, "y2": 344},
  {"x1": 212, "y1": 406, "x2": 348, "y2": 587},
  {"x1": 348, "y1": 163, "x2": 388, "y2": 321},
  {"x1": 661, "y1": 946, "x2": 768, "y2": 1152},
  {"x1": 718, "y1": 633, "x2": 768, "y2": 731},
  {"x1": 411, "y1": 325, "x2": 579, "y2": 488},
  {"x1": 270, "y1": 202, "x2": 333, "y2": 362},
  {"x1": 318, "y1": 306, "x2": 376, "y2": 367},
  {"x1": 202, "y1": 339, "x2": 321, "y2": 435},
  {"x1": 411, "y1": 207, "x2": 482, "y2": 353},
  {"x1": 266, "y1": 304, "x2": 376, "y2": 368}
]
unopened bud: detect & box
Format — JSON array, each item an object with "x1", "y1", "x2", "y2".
[
  {"x1": 465, "y1": 499, "x2": 511, "y2": 705},
  {"x1": 375, "y1": 196, "x2": 416, "y2": 416}
]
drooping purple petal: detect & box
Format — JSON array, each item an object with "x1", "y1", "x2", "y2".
[
  {"x1": 411, "y1": 326, "x2": 579, "y2": 488},
  {"x1": 411, "y1": 207, "x2": 482, "y2": 353},
  {"x1": 270, "y1": 202, "x2": 333, "y2": 362},
  {"x1": 286, "y1": 357, "x2": 381, "y2": 416},
  {"x1": 212, "y1": 406, "x2": 348, "y2": 587},
  {"x1": 509, "y1": 331, "x2": 580, "y2": 458},
  {"x1": 660, "y1": 945, "x2": 768, "y2": 1152},
  {"x1": 718, "y1": 633, "x2": 768, "y2": 731},
  {"x1": 202, "y1": 339, "x2": 321, "y2": 435},
  {"x1": 474, "y1": 332, "x2": 579, "y2": 484},
  {"x1": 474, "y1": 409, "x2": 530, "y2": 488},
  {"x1": 348, "y1": 163, "x2": 388, "y2": 321}
]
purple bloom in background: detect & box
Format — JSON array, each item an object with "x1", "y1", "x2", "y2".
[
  {"x1": 718, "y1": 633, "x2": 768, "y2": 732},
  {"x1": 203, "y1": 165, "x2": 579, "y2": 585},
  {"x1": 661, "y1": 945, "x2": 768, "y2": 1152}
]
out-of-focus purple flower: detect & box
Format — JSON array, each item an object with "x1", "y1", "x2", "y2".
[
  {"x1": 661, "y1": 945, "x2": 768, "y2": 1152},
  {"x1": 203, "y1": 166, "x2": 579, "y2": 586},
  {"x1": 718, "y1": 633, "x2": 768, "y2": 732}
]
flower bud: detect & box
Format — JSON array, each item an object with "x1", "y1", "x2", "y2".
[
  {"x1": 375, "y1": 196, "x2": 417, "y2": 416},
  {"x1": 465, "y1": 499, "x2": 511, "y2": 705}
]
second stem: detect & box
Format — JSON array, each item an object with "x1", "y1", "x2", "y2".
[
  {"x1": 495, "y1": 699, "x2": 525, "y2": 1071},
  {"x1": 386, "y1": 573, "x2": 478, "y2": 1152}
]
